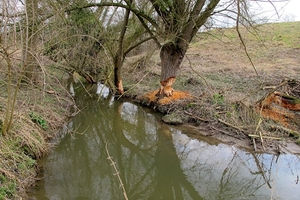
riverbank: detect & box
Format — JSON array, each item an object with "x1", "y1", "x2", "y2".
[
  {"x1": 0, "y1": 63, "x2": 74, "y2": 199},
  {"x1": 122, "y1": 22, "x2": 300, "y2": 155},
  {"x1": 1, "y1": 21, "x2": 300, "y2": 199}
]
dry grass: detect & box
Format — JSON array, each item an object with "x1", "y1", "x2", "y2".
[
  {"x1": 0, "y1": 58, "x2": 74, "y2": 199},
  {"x1": 123, "y1": 21, "x2": 300, "y2": 153}
]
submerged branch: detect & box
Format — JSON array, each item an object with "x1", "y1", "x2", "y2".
[{"x1": 105, "y1": 141, "x2": 128, "y2": 200}]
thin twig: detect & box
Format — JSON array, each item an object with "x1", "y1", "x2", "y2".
[
  {"x1": 217, "y1": 118, "x2": 247, "y2": 134},
  {"x1": 105, "y1": 141, "x2": 128, "y2": 200},
  {"x1": 252, "y1": 152, "x2": 272, "y2": 189},
  {"x1": 252, "y1": 138, "x2": 257, "y2": 152},
  {"x1": 185, "y1": 55, "x2": 213, "y2": 94},
  {"x1": 259, "y1": 131, "x2": 265, "y2": 151},
  {"x1": 236, "y1": 0, "x2": 258, "y2": 76},
  {"x1": 248, "y1": 135, "x2": 282, "y2": 140}
]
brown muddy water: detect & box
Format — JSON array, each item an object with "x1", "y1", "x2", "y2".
[{"x1": 29, "y1": 83, "x2": 300, "y2": 200}]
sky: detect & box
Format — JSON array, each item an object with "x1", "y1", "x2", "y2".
[
  {"x1": 212, "y1": 0, "x2": 300, "y2": 28},
  {"x1": 252, "y1": 0, "x2": 300, "y2": 22},
  {"x1": 9, "y1": 0, "x2": 300, "y2": 25}
]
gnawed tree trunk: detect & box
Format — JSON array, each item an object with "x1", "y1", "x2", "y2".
[
  {"x1": 113, "y1": 1, "x2": 132, "y2": 95},
  {"x1": 156, "y1": 42, "x2": 186, "y2": 98},
  {"x1": 160, "y1": 42, "x2": 185, "y2": 81},
  {"x1": 114, "y1": 53, "x2": 124, "y2": 95},
  {"x1": 152, "y1": 0, "x2": 220, "y2": 98}
]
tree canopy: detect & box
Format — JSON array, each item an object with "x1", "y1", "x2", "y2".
[{"x1": 1, "y1": 0, "x2": 289, "y2": 95}]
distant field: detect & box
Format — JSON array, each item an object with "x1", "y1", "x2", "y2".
[{"x1": 194, "y1": 21, "x2": 300, "y2": 48}]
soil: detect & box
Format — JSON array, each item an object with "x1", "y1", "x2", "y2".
[{"x1": 122, "y1": 24, "x2": 300, "y2": 155}]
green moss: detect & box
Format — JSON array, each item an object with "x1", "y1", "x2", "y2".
[{"x1": 162, "y1": 113, "x2": 185, "y2": 125}]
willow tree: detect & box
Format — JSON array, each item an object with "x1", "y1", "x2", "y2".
[
  {"x1": 85, "y1": 0, "x2": 221, "y2": 94},
  {"x1": 99, "y1": 0, "x2": 279, "y2": 96},
  {"x1": 148, "y1": 0, "x2": 221, "y2": 96},
  {"x1": 88, "y1": 0, "x2": 225, "y2": 95},
  {"x1": 59, "y1": 0, "x2": 282, "y2": 95}
]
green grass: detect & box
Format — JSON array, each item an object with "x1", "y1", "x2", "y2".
[
  {"x1": 0, "y1": 134, "x2": 37, "y2": 199},
  {"x1": 0, "y1": 60, "x2": 71, "y2": 198},
  {"x1": 195, "y1": 21, "x2": 300, "y2": 48},
  {"x1": 260, "y1": 22, "x2": 300, "y2": 48},
  {"x1": 0, "y1": 174, "x2": 16, "y2": 200}
]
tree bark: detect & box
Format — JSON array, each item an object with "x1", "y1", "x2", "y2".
[
  {"x1": 156, "y1": 0, "x2": 221, "y2": 98},
  {"x1": 114, "y1": 54, "x2": 124, "y2": 94},
  {"x1": 160, "y1": 42, "x2": 186, "y2": 81},
  {"x1": 113, "y1": 1, "x2": 132, "y2": 95}
]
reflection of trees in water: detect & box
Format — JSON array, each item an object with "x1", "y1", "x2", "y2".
[
  {"x1": 39, "y1": 91, "x2": 300, "y2": 199},
  {"x1": 254, "y1": 153, "x2": 300, "y2": 199},
  {"x1": 114, "y1": 102, "x2": 202, "y2": 199},
  {"x1": 172, "y1": 132, "x2": 300, "y2": 200},
  {"x1": 172, "y1": 133, "x2": 266, "y2": 200}
]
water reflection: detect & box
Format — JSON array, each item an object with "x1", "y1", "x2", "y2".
[
  {"x1": 31, "y1": 84, "x2": 300, "y2": 200},
  {"x1": 172, "y1": 131, "x2": 300, "y2": 199}
]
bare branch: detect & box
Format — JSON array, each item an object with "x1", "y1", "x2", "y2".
[{"x1": 236, "y1": 0, "x2": 258, "y2": 76}]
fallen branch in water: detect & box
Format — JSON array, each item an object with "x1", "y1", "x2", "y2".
[
  {"x1": 251, "y1": 152, "x2": 272, "y2": 189},
  {"x1": 105, "y1": 141, "x2": 128, "y2": 200}
]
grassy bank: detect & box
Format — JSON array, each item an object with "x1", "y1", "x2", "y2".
[
  {"x1": 122, "y1": 21, "x2": 300, "y2": 153},
  {"x1": 0, "y1": 61, "x2": 74, "y2": 199}
]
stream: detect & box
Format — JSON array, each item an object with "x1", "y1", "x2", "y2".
[{"x1": 30, "y1": 84, "x2": 300, "y2": 200}]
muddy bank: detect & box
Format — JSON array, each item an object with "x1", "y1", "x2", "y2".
[{"x1": 122, "y1": 85, "x2": 300, "y2": 155}]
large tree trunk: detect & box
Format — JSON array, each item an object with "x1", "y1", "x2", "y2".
[
  {"x1": 113, "y1": 1, "x2": 131, "y2": 95},
  {"x1": 150, "y1": 0, "x2": 220, "y2": 99},
  {"x1": 160, "y1": 42, "x2": 186, "y2": 81},
  {"x1": 156, "y1": 42, "x2": 186, "y2": 98}
]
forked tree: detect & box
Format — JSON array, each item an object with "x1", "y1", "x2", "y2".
[
  {"x1": 23, "y1": 0, "x2": 285, "y2": 95},
  {"x1": 85, "y1": 0, "x2": 260, "y2": 95},
  {"x1": 108, "y1": 0, "x2": 285, "y2": 96}
]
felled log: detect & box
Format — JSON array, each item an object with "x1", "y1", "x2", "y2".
[
  {"x1": 256, "y1": 91, "x2": 300, "y2": 128},
  {"x1": 272, "y1": 91, "x2": 300, "y2": 111}
]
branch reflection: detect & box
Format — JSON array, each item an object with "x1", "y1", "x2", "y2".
[{"x1": 33, "y1": 84, "x2": 300, "y2": 200}]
